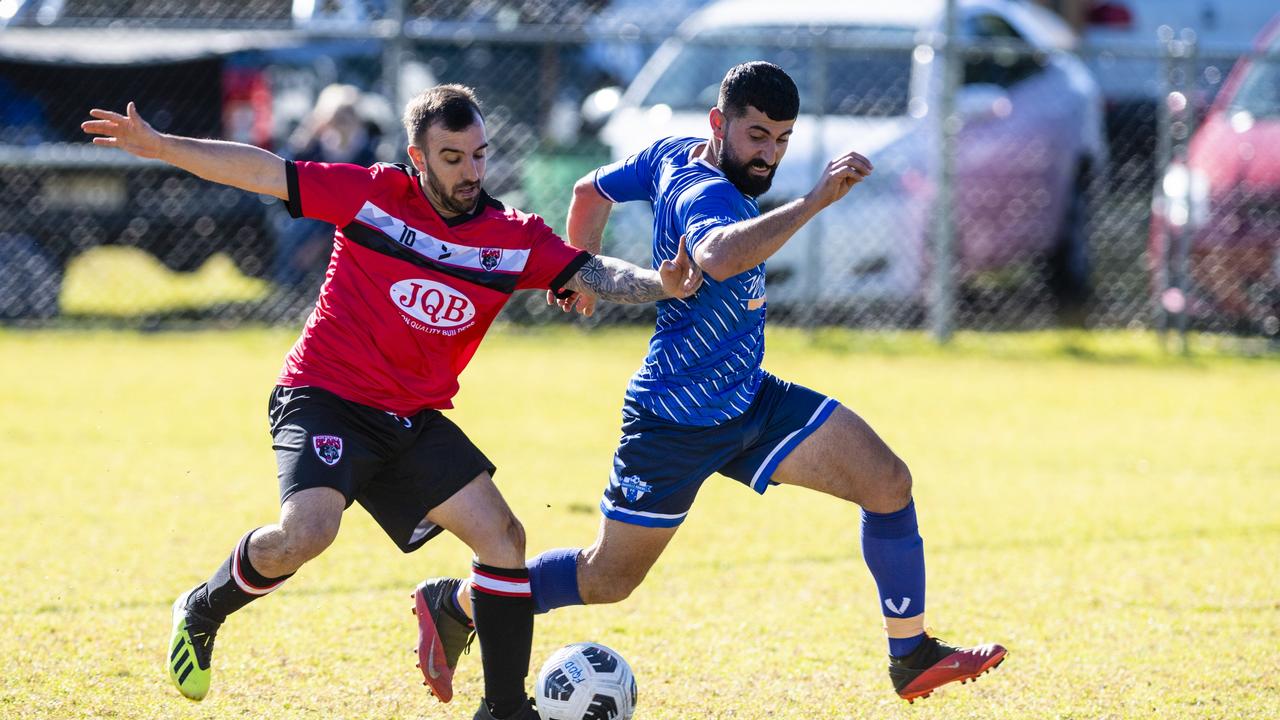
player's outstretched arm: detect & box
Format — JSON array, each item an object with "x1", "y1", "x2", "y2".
[
  {"x1": 82, "y1": 101, "x2": 288, "y2": 201},
  {"x1": 566, "y1": 173, "x2": 611, "y2": 257},
  {"x1": 564, "y1": 240, "x2": 702, "y2": 305},
  {"x1": 695, "y1": 150, "x2": 873, "y2": 282},
  {"x1": 548, "y1": 172, "x2": 616, "y2": 315}
]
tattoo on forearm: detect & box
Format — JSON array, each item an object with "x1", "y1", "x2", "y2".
[
  {"x1": 579, "y1": 255, "x2": 605, "y2": 288},
  {"x1": 570, "y1": 256, "x2": 666, "y2": 304}
]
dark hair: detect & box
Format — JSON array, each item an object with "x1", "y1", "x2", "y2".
[
  {"x1": 402, "y1": 84, "x2": 484, "y2": 146},
  {"x1": 717, "y1": 61, "x2": 799, "y2": 121}
]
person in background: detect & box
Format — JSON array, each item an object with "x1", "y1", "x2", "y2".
[{"x1": 273, "y1": 84, "x2": 382, "y2": 288}]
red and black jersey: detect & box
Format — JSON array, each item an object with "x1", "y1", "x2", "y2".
[{"x1": 278, "y1": 160, "x2": 589, "y2": 416}]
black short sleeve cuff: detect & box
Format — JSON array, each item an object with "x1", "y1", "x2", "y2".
[
  {"x1": 548, "y1": 251, "x2": 592, "y2": 300},
  {"x1": 283, "y1": 160, "x2": 303, "y2": 219}
]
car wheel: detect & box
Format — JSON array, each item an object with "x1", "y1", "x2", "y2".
[
  {"x1": 1242, "y1": 275, "x2": 1280, "y2": 338},
  {"x1": 1046, "y1": 164, "x2": 1094, "y2": 318},
  {"x1": 0, "y1": 233, "x2": 64, "y2": 321}
]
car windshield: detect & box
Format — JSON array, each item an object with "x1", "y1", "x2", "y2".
[
  {"x1": 641, "y1": 28, "x2": 916, "y2": 117},
  {"x1": 1228, "y1": 44, "x2": 1280, "y2": 119}
]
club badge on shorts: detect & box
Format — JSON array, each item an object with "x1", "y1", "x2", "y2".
[
  {"x1": 619, "y1": 475, "x2": 653, "y2": 503},
  {"x1": 312, "y1": 435, "x2": 344, "y2": 466}
]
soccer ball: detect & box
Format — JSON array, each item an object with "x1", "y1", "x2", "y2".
[{"x1": 535, "y1": 642, "x2": 637, "y2": 720}]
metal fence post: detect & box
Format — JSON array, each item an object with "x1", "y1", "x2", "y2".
[
  {"x1": 1154, "y1": 27, "x2": 1196, "y2": 355},
  {"x1": 1153, "y1": 31, "x2": 1174, "y2": 346},
  {"x1": 929, "y1": 0, "x2": 959, "y2": 342},
  {"x1": 806, "y1": 35, "x2": 829, "y2": 332},
  {"x1": 383, "y1": 0, "x2": 408, "y2": 149},
  {"x1": 1171, "y1": 32, "x2": 1198, "y2": 354}
]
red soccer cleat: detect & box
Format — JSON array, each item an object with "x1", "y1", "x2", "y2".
[
  {"x1": 412, "y1": 586, "x2": 451, "y2": 703},
  {"x1": 411, "y1": 577, "x2": 476, "y2": 703},
  {"x1": 888, "y1": 636, "x2": 1007, "y2": 703}
]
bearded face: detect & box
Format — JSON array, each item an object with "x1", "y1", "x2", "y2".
[
  {"x1": 713, "y1": 109, "x2": 791, "y2": 198},
  {"x1": 423, "y1": 160, "x2": 482, "y2": 216},
  {"x1": 717, "y1": 136, "x2": 778, "y2": 197},
  {"x1": 413, "y1": 117, "x2": 488, "y2": 217}
]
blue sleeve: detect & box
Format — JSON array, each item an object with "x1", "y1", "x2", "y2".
[
  {"x1": 678, "y1": 180, "x2": 745, "y2": 253},
  {"x1": 592, "y1": 138, "x2": 673, "y2": 204}
]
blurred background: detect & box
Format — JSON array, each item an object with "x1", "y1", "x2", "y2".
[{"x1": 0, "y1": 0, "x2": 1276, "y2": 349}]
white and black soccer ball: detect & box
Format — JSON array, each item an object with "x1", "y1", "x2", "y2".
[{"x1": 535, "y1": 642, "x2": 637, "y2": 720}]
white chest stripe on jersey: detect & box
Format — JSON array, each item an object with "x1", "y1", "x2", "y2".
[{"x1": 355, "y1": 201, "x2": 531, "y2": 274}]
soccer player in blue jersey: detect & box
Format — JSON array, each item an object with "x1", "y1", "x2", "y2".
[{"x1": 415, "y1": 62, "x2": 1006, "y2": 705}]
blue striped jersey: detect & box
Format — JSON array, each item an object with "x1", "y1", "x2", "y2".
[{"x1": 594, "y1": 136, "x2": 767, "y2": 426}]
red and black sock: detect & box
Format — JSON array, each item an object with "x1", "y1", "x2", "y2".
[
  {"x1": 188, "y1": 528, "x2": 293, "y2": 624},
  {"x1": 469, "y1": 561, "x2": 534, "y2": 719}
]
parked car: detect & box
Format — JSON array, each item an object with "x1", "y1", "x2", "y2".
[
  {"x1": 595, "y1": 0, "x2": 1107, "y2": 315},
  {"x1": 1082, "y1": 0, "x2": 1277, "y2": 102},
  {"x1": 0, "y1": 19, "x2": 386, "y2": 318},
  {"x1": 1080, "y1": 0, "x2": 1278, "y2": 185},
  {"x1": 1148, "y1": 15, "x2": 1280, "y2": 335},
  {"x1": 0, "y1": 0, "x2": 379, "y2": 28}
]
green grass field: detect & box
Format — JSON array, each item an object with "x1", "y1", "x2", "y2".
[{"x1": 1, "y1": 325, "x2": 1277, "y2": 719}]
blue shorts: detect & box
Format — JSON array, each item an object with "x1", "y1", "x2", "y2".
[{"x1": 600, "y1": 373, "x2": 839, "y2": 528}]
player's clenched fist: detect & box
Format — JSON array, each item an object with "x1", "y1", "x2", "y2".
[
  {"x1": 806, "y1": 150, "x2": 873, "y2": 209},
  {"x1": 658, "y1": 235, "x2": 703, "y2": 300},
  {"x1": 81, "y1": 101, "x2": 165, "y2": 160}
]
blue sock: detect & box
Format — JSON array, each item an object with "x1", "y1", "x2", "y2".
[
  {"x1": 527, "y1": 548, "x2": 584, "y2": 615},
  {"x1": 861, "y1": 499, "x2": 926, "y2": 657},
  {"x1": 445, "y1": 585, "x2": 473, "y2": 627}
]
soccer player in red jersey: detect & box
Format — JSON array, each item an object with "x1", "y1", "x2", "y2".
[{"x1": 82, "y1": 85, "x2": 700, "y2": 720}]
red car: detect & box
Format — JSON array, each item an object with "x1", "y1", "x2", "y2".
[{"x1": 1150, "y1": 16, "x2": 1280, "y2": 335}]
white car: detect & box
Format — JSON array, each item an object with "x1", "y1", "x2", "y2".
[
  {"x1": 1080, "y1": 0, "x2": 1278, "y2": 184},
  {"x1": 1082, "y1": 0, "x2": 1278, "y2": 104},
  {"x1": 597, "y1": 0, "x2": 1107, "y2": 313}
]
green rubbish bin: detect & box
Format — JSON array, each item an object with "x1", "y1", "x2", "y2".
[{"x1": 520, "y1": 144, "x2": 611, "y2": 235}]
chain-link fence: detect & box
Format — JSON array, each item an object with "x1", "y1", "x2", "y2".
[{"x1": 1, "y1": 0, "x2": 1276, "y2": 345}]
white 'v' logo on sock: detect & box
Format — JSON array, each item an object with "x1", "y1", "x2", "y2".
[{"x1": 884, "y1": 597, "x2": 911, "y2": 615}]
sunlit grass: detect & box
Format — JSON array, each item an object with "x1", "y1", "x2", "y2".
[{"x1": 1, "y1": 326, "x2": 1276, "y2": 719}]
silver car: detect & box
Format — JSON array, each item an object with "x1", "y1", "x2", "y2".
[{"x1": 598, "y1": 0, "x2": 1108, "y2": 315}]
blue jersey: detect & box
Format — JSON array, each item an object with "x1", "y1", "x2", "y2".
[{"x1": 593, "y1": 136, "x2": 767, "y2": 426}]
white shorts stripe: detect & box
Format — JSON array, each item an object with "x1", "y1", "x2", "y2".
[
  {"x1": 601, "y1": 497, "x2": 689, "y2": 521},
  {"x1": 408, "y1": 518, "x2": 439, "y2": 545},
  {"x1": 750, "y1": 397, "x2": 836, "y2": 491}
]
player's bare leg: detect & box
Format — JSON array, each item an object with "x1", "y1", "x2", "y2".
[
  {"x1": 169, "y1": 487, "x2": 344, "y2": 700},
  {"x1": 771, "y1": 404, "x2": 912, "y2": 510},
  {"x1": 444, "y1": 516, "x2": 678, "y2": 620},
  {"x1": 414, "y1": 472, "x2": 538, "y2": 718},
  {"x1": 772, "y1": 404, "x2": 1006, "y2": 702},
  {"x1": 245, "y1": 487, "x2": 345, "y2": 576},
  {"x1": 574, "y1": 518, "x2": 678, "y2": 604}
]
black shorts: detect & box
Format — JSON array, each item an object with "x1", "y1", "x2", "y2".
[{"x1": 268, "y1": 385, "x2": 495, "y2": 553}]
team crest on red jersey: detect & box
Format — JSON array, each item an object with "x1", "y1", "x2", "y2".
[
  {"x1": 480, "y1": 247, "x2": 502, "y2": 271},
  {"x1": 312, "y1": 435, "x2": 343, "y2": 466}
]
